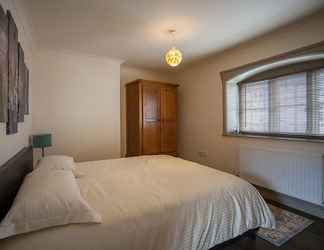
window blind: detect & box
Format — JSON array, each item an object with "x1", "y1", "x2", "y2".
[{"x1": 239, "y1": 68, "x2": 324, "y2": 138}]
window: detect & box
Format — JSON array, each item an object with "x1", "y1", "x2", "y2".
[
  {"x1": 221, "y1": 42, "x2": 324, "y2": 141},
  {"x1": 238, "y1": 68, "x2": 324, "y2": 138}
]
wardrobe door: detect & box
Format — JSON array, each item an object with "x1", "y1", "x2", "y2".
[
  {"x1": 142, "y1": 85, "x2": 161, "y2": 155},
  {"x1": 126, "y1": 83, "x2": 141, "y2": 156},
  {"x1": 161, "y1": 87, "x2": 177, "y2": 154}
]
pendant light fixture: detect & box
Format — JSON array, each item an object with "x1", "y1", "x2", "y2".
[{"x1": 165, "y1": 29, "x2": 183, "y2": 67}]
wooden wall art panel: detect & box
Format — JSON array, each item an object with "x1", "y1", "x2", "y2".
[
  {"x1": 0, "y1": 5, "x2": 8, "y2": 122},
  {"x1": 6, "y1": 11, "x2": 19, "y2": 134},
  {"x1": 18, "y1": 43, "x2": 25, "y2": 122}
]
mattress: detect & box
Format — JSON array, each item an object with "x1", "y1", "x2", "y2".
[{"x1": 0, "y1": 155, "x2": 275, "y2": 250}]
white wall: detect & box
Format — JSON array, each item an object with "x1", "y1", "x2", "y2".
[
  {"x1": 0, "y1": 0, "x2": 34, "y2": 165},
  {"x1": 120, "y1": 64, "x2": 176, "y2": 156},
  {"x1": 32, "y1": 49, "x2": 122, "y2": 162},
  {"x1": 176, "y1": 9, "x2": 324, "y2": 174}
]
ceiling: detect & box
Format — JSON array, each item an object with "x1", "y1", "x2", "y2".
[{"x1": 18, "y1": 0, "x2": 324, "y2": 70}]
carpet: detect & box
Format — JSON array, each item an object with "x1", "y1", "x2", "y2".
[{"x1": 257, "y1": 204, "x2": 314, "y2": 246}]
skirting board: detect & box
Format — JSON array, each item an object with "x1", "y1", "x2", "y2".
[{"x1": 255, "y1": 185, "x2": 324, "y2": 219}]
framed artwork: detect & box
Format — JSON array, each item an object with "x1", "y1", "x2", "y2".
[
  {"x1": 0, "y1": 5, "x2": 8, "y2": 122},
  {"x1": 18, "y1": 43, "x2": 25, "y2": 122},
  {"x1": 6, "y1": 10, "x2": 18, "y2": 135},
  {"x1": 0, "y1": 3, "x2": 30, "y2": 134}
]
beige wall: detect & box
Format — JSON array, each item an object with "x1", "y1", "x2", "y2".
[
  {"x1": 32, "y1": 49, "x2": 121, "y2": 162},
  {"x1": 0, "y1": 0, "x2": 34, "y2": 165},
  {"x1": 176, "y1": 10, "x2": 324, "y2": 174},
  {"x1": 120, "y1": 64, "x2": 176, "y2": 156}
]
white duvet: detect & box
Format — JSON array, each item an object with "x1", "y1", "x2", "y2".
[{"x1": 0, "y1": 155, "x2": 275, "y2": 250}]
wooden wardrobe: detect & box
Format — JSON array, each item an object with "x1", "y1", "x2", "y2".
[{"x1": 126, "y1": 79, "x2": 178, "y2": 157}]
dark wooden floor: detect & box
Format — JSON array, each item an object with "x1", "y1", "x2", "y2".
[{"x1": 210, "y1": 200, "x2": 324, "y2": 250}]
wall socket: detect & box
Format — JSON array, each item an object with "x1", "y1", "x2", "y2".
[{"x1": 198, "y1": 151, "x2": 208, "y2": 158}]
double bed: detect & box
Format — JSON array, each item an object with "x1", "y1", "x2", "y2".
[{"x1": 0, "y1": 148, "x2": 275, "y2": 250}]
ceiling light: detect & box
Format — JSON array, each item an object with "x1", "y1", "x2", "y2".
[{"x1": 165, "y1": 30, "x2": 182, "y2": 67}]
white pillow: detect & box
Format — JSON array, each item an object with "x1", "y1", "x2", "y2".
[
  {"x1": 0, "y1": 169, "x2": 102, "y2": 239},
  {"x1": 37, "y1": 155, "x2": 84, "y2": 178},
  {"x1": 37, "y1": 155, "x2": 75, "y2": 171}
]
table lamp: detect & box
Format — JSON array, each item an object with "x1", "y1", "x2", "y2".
[{"x1": 32, "y1": 134, "x2": 52, "y2": 157}]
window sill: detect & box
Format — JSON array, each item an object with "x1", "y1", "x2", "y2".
[{"x1": 223, "y1": 132, "x2": 324, "y2": 144}]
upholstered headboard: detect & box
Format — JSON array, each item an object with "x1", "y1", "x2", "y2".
[{"x1": 0, "y1": 147, "x2": 33, "y2": 221}]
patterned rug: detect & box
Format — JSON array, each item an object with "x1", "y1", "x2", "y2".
[{"x1": 257, "y1": 204, "x2": 314, "y2": 247}]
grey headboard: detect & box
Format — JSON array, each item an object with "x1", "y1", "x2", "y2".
[{"x1": 0, "y1": 147, "x2": 33, "y2": 221}]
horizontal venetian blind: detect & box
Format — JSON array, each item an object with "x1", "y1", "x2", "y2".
[
  {"x1": 239, "y1": 68, "x2": 324, "y2": 138},
  {"x1": 309, "y1": 68, "x2": 324, "y2": 135},
  {"x1": 239, "y1": 80, "x2": 269, "y2": 132}
]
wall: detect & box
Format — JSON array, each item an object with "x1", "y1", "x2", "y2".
[
  {"x1": 176, "y1": 9, "x2": 324, "y2": 174},
  {"x1": 32, "y1": 49, "x2": 121, "y2": 162},
  {"x1": 0, "y1": 0, "x2": 34, "y2": 165},
  {"x1": 120, "y1": 64, "x2": 176, "y2": 156}
]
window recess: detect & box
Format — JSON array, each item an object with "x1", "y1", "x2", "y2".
[{"x1": 221, "y1": 41, "x2": 324, "y2": 141}]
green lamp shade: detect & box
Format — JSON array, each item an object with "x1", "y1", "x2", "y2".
[{"x1": 32, "y1": 134, "x2": 52, "y2": 148}]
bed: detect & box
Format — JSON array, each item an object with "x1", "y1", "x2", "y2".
[{"x1": 0, "y1": 148, "x2": 275, "y2": 250}]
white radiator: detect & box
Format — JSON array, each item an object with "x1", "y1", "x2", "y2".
[{"x1": 239, "y1": 146, "x2": 324, "y2": 205}]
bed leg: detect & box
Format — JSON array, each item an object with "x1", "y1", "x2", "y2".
[{"x1": 248, "y1": 228, "x2": 259, "y2": 240}]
